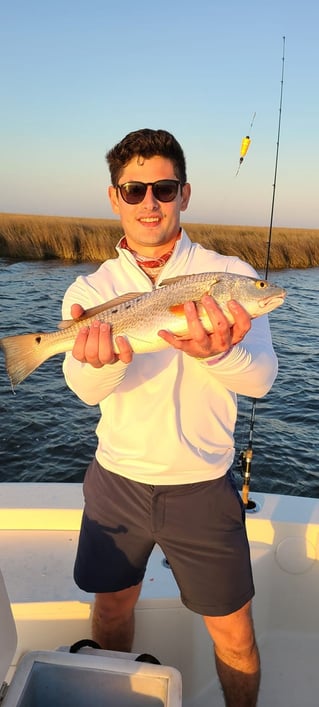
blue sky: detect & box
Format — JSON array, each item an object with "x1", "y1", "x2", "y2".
[{"x1": 1, "y1": 0, "x2": 318, "y2": 227}]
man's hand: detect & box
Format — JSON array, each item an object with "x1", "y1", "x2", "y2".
[
  {"x1": 158, "y1": 295, "x2": 251, "y2": 359},
  {"x1": 70, "y1": 304, "x2": 133, "y2": 367}
]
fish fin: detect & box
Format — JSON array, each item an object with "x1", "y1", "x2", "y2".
[
  {"x1": 58, "y1": 319, "x2": 80, "y2": 330},
  {"x1": 169, "y1": 304, "x2": 187, "y2": 316},
  {"x1": 169, "y1": 301, "x2": 210, "y2": 317},
  {"x1": 0, "y1": 333, "x2": 52, "y2": 387},
  {"x1": 160, "y1": 275, "x2": 192, "y2": 287},
  {"x1": 58, "y1": 293, "x2": 144, "y2": 329}
]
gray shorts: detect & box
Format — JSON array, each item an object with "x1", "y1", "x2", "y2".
[{"x1": 74, "y1": 458, "x2": 254, "y2": 616}]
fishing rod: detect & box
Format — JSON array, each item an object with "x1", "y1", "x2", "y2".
[{"x1": 240, "y1": 36, "x2": 286, "y2": 510}]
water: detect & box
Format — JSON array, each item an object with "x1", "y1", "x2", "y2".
[{"x1": 0, "y1": 259, "x2": 318, "y2": 497}]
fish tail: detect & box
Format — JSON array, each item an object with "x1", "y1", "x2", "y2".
[{"x1": 0, "y1": 332, "x2": 54, "y2": 387}]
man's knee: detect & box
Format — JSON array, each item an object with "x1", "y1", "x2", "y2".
[
  {"x1": 92, "y1": 583, "x2": 142, "y2": 651},
  {"x1": 203, "y1": 600, "x2": 257, "y2": 662},
  {"x1": 94, "y1": 583, "x2": 142, "y2": 622}
]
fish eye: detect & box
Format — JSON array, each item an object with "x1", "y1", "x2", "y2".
[{"x1": 256, "y1": 280, "x2": 267, "y2": 289}]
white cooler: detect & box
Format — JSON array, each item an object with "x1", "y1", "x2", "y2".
[{"x1": 0, "y1": 571, "x2": 182, "y2": 707}]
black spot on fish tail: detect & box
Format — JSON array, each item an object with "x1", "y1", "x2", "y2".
[{"x1": 35, "y1": 336, "x2": 42, "y2": 344}]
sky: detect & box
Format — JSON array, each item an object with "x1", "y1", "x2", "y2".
[{"x1": 1, "y1": 0, "x2": 318, "y2": 228}]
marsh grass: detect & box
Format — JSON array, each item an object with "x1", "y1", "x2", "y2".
[{"x1": 1, "y1": 212, "x2": 319, "y2": 270}]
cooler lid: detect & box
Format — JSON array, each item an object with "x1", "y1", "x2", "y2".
[{"x1": 0, "y1": 570, "x2": 17, "y2": 685}]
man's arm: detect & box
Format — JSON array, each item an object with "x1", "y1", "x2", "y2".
[
  {"x1": 62, "y1": 303, "x2": 133, "y2": 406},
  {"x1": 158, "y1": 295, "x2": 278, "y2": 398}
]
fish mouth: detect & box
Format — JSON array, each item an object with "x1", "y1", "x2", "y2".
[{"x1": 259, "y1": 293, "x2": 286, "y2": 310}]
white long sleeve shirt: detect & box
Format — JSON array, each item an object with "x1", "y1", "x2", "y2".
[{"x1": 62, "y1": 230, "x2": 278, "y2": 484}]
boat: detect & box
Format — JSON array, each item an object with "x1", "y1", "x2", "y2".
[{"x1": 1, "y1": 481, "x2": 319, "y2": 706}]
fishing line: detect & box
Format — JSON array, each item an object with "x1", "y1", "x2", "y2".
[
  {"x1": 249, "y1": 111, "x2": 257, "y2": 132},
  {"x1": 240, "y1": 36, "x2": 286, "y2": 509}
]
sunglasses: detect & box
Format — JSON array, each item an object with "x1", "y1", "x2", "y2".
[{"x1": 117, "y1": 179, "x2": 181, "y2": 204}]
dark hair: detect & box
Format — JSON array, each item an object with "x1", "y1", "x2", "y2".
[{"x1": 106, "y1": 128, "x2": 187, "y2": 186}]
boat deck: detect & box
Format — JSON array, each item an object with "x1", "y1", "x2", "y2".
[
  {"x1": 257, "y1": 631, "x2": 319, "y2": 707},
  {"x1": 1, "y1": 483, "x2": 319, "y2": 706}
]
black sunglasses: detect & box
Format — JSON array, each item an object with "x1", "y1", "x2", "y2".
[{"x1": 117, "y1": 179, "x2": 181, "y2": 204}]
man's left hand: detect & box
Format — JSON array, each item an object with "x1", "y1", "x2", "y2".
[{"x1": 158, "y1": 295, "x2": 251, "y2": 359}]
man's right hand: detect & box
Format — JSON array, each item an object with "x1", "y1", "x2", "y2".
[{"x1": 70, "y1": 304, "x2": 133, "y2": 367}]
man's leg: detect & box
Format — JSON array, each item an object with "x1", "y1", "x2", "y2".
[
  {"x1": 92, "y1": 582, "x2": 142, "y2": 651},
  {"x1": 204, "y1": 600, "x2": 260, "y2": 707}
]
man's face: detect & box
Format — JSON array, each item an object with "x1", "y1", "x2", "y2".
[{"x1": 108, "y1": 155, "x2": 191, "y2": 255}]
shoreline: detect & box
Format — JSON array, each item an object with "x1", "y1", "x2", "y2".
[{"x1": 1, "y1": 212, "x2": 319, "y2": 270}]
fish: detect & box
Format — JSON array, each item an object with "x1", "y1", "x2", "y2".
[{"x1": 0, "y1": 272, "x2": 286, "y2": 387}]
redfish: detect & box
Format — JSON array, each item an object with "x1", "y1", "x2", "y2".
[{"x1": 0, "y1": 272, "x2": 286, "y2": 387}]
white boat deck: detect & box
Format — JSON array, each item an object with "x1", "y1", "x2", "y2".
[{"x1": 1, "y1": 483, "x2": 319, "y2": 706}]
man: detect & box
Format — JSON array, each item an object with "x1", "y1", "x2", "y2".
[{"x1": 62, "y1": 128, "x2": 278, "y2": 706}]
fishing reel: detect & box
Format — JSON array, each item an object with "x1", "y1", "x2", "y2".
[{"x1": 238, "y1": 447, "x2": 257, "y2": 512}]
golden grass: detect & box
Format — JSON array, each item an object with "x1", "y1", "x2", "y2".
[{"x1": 1, "y1": 212, "x2": 319, "y2": 270}]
